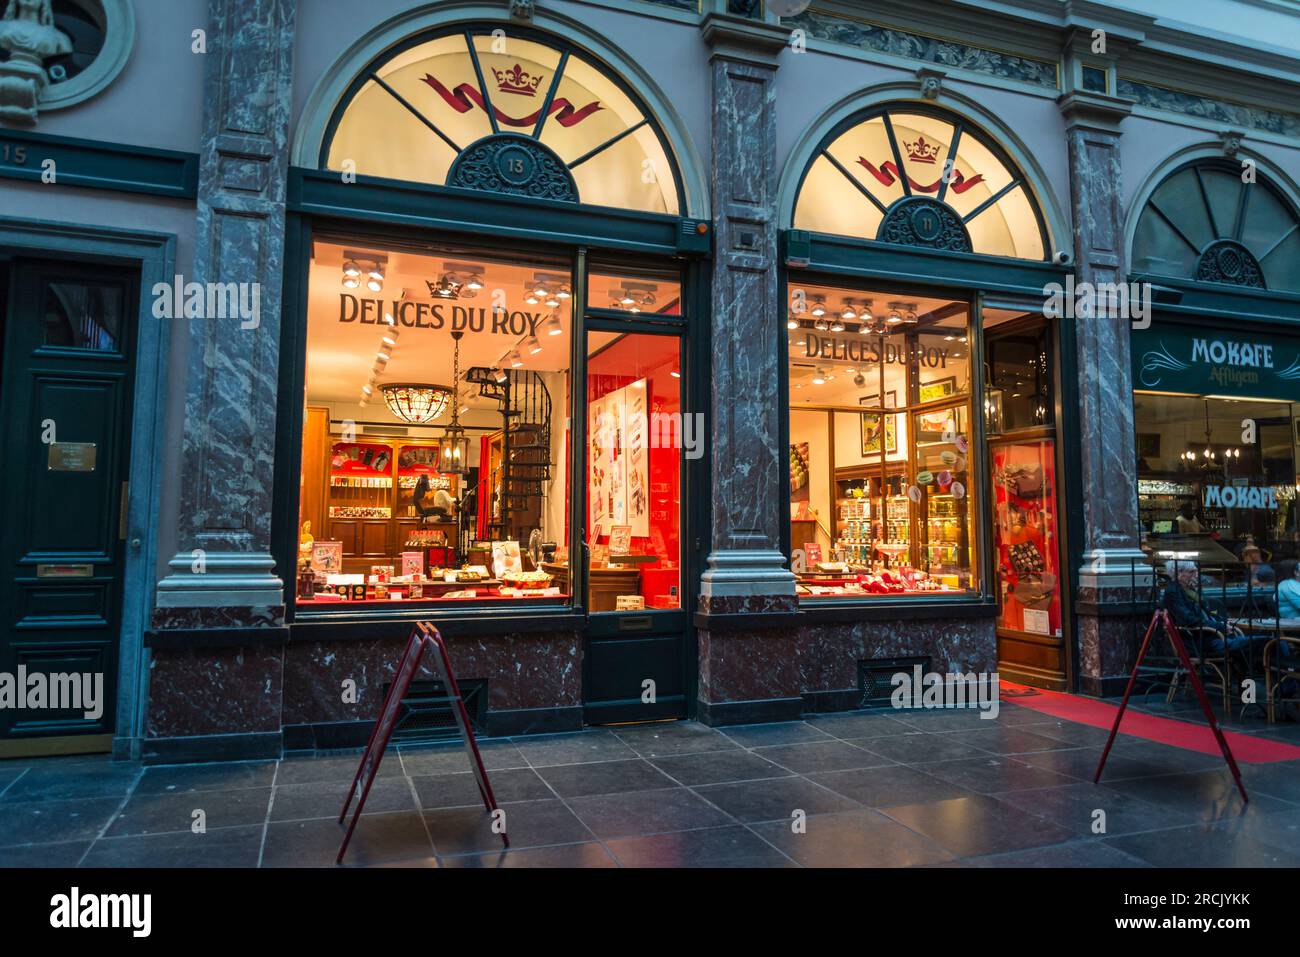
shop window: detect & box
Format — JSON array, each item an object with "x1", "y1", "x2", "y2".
[
  {"x1": 985, "y1": 323, "x2": 1052, "y2": 434},
  {"x1": 588, "y1": 269, "x2": 683, "y2": 316},
  {"x1": 793, "y1": 105, "x2": 1047, "y2": 261},
  {"x1": 296, "y1": 238, "x2": 574, "y2": 609},
  {"x1": 1132, "y1": 161, "x2": 1300, "y2": 293},
  {"x1": 787, "y1": 280, "x2": 977, "y2": 599},
  {"x1": 1135, "y1": 393, "x2": 1299, "y2": 560},
  {"x1": 323, "y1": 26, "x2": 681, "y2": 215}
]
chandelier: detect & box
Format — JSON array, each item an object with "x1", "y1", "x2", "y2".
[
  {"x1": 440, "y1": 330, "x2": 471, "y2": 475},
  {"x1": 381, "y1": 382, "x2": 452, "y2": 424}
]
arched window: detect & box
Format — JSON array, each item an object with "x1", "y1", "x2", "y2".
[
  {"x1": 320, "y1": 25, "x2": 681, "y2": 215},
  {"x1": 1132, "y1": 161, "x2": 1300, "y2": 293},
  {"x1": 793, "y1": 105, "x2": 1047, "y2": 261}
]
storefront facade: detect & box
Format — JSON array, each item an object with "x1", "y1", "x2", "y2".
[{"x1": 1, "y1": 0, "x2": 1297, "y2": 760}]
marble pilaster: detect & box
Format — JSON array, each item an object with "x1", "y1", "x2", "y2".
[
  {"x1": 698, "y1": 13, "x2": 797, "y2": 614},
  {"x1": 1059, "y1": 90, "x2": 1148, "y2": 693},
  {"x1": 153, "y1": 0, "x2": 297, "y2": 625}
]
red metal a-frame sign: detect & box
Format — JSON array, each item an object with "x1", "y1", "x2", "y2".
[
  {"x1": 1094, "y1": 608, "x2": 1248, "y2": 802},
  {"x1": 337, "y1": 621, "x2": 508, "y2": 863}
]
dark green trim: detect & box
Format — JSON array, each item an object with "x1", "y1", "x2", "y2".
[
  {"x1": 0, "y1": 129, "x2": 197, "y2": 199},
  {"x1": 1132, "y1": 273, "x2": 1300, "y2": 325},
  {"x1": 785, "y1": 229, "x2": 1068, "y2": 295},
  {"x1": 289, "y1": 168, "x2": 701, "y2": 257}
]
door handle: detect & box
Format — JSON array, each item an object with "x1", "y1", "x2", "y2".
[{"x1": 119, "y1": 480, "x2": 129, "y2": 540}]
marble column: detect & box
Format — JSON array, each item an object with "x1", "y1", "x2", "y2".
[
  {"x1": 698, "y1": 12, "x2": 797, "y2": 615},
  {"x1": 153, "y1": 0, "x2": 296, "y2": 627},
  {"x1": 1058, "y1": 90, "x2": 1147, "y2": 694}
]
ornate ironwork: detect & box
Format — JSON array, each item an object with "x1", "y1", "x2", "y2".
[
  {"x1": 447, "y1": 133, "x2": 578, "y2": 202},
  {"x1": 1194, "y1": 240, "x2": 1267, "y2": 289},
  {"x1": 877, "y1": 196, "x2": 972, "y2": 253}
]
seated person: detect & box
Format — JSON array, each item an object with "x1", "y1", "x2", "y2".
[
  {"x1": 1163, "y1": 561, "x2": 1248, "y2": 653},
  {"x1": 1248, "y1": 562, "x2": 1277, "y2": 616},
  {"x1": 1278, "y1": 560, "x2": 1300, "y2": 619}
]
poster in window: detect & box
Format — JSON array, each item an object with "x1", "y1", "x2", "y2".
[
  {"x1": 861, "y1": 412, "x2": 898, "y2": 455},
  {"x1": 624, "y1": 378, "x2": 649, "y2": 538},
  {"x1": 918, "y1": 376, "x2": 957, "y2": 404},
  {"x1": 589, "y1": 396, "x2": 619, "y2": 533}
]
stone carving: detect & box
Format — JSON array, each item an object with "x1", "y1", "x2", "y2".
[
  {"x1": 1219, "y1": 128, "x2": 1244, "y2": 156},
  {"x1": 508, "y1": 0, "x2": 533, "y2": 21},
  {"x1": 0, "y1": 0, "x2": 71, "y2": 125},
  {"x1": 448, "y1": 134, "x2": 578, "y2": 202},
  {"x1": 1118, "y1": 78, "x2": 1300, "y2": 138},
  {"x1": 1194, "y1": 239, "x2": 1266, "y2": 289},
  {"x1": 787, "y1": 7, "x2": 1057, "y2": 89},
  {"x1": 878, "y1": 196, "x2": 972, "y2": 253},
  {"x1": 917, "y1": 67, "x2": 945, "y2": 100}
]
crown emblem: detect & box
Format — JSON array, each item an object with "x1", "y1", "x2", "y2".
[
  {"x1": 904, "y1": 135, "x2": 941, "y2": 164},
  {"x1": 492, "y1": 64, "x2": 544, "y2": 96}
]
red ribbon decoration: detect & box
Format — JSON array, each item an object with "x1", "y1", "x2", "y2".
[
  {"x1": 421, "y1": 74, "x2": 604, "y2": 128},
  {"x1": 856, "y1": 158, "x2": 986, "y2": 195}
]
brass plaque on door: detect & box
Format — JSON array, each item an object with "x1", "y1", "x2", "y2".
[
  {"x1": 36, "y1": 564, "x2": 93, "y2": 578},
  {"x1": 47, "y1": 442, "x2": 97, "y2": 471}
]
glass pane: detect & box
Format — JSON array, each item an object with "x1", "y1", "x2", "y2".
[
  {"x1": 987, "y1": 324, "x2": 1052, "y2": 432},
  {"x1": 992, "y1": 440, "x2": 1062, "y2": 636},
  {"x1": 822, "y1": 115, "x2": 906, "y2": 209},
  {"x1": 792, "y1": 155, "x2": 887, "y2": 240},
  {"x1": 1151, "y1": 168, "x2": 1215, "y2": 252},
  {"x1": 887, "y1": 112, "x2": 957, "y2": 197},
  {"x1": 297, "y1": 238, "x2": 573, "y2": 610},
  {"x1": 1241, "y1": 183, "x2": 1294, "y2": 262},
  {"x1": 1135, "y1": 394, "x2": 1298, "y2": 556},
  {"x1": 966, "y1": 184, "x2": 1044, "y2": 260},
  {"x1": 914, "y1": 405, "x2": 977, "y2": 591},
  {"x1": 1262, "y1": 229, "x2": 1300, "y2": 293},
  {"x1": 42, "y1": 281, "x2": 123, "y2": 351},
  {"x1": 788, "y1": 279, "x2": 976, "y2": 599},
  {"x1": 1132, "y1": 205, "x2": 1199, "y2": 276},
  {"x1": 1199, "y1": 168, "x2": 1241, "y2": 240},
  {"x1": 939, "y1": 123, "x2": 1015, "y2": 221},
  {"x1": 587, "y1": 333, "x2": 683, "y2": 611},
  {"x1": 588, "y1": 267, "x2": 683, "y2": 316}
]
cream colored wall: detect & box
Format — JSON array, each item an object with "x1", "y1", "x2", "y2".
[{"x1": 790, "y1": 409, "x2": 832, "y2": 550}]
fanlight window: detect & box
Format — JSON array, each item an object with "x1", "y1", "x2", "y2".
[
  {"x1": 793, "y1": 106, "x2": 1047, "y2": 261},
  {"x1": 1132, "y1": 161, "x2": 1300, "y2": 293},
  {"x1": 323, "y1": 27, "x2": 681, "y2": 214}
]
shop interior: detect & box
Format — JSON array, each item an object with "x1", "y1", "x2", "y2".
[
  {"x1": 295, "y1": 237, "x2": 682, "y2": 610},
  {"x1": 1135, "y1": 392, "x2": 1300, "y2": 562},
  {"x1": 786, "y1": 281, "x2": 978, "y2": 598}
]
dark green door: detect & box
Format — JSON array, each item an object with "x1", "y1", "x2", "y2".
[
  {"x1": 0, "y1": 257, "x2": 137, "y2": 751},
  {"x1": 582, "y1": 326, "x2": 693, "y2": 724}
]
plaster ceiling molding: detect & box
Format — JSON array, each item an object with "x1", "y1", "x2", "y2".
[{"x1": 38, "y1": 0, "x2": 134, "y2": 113}]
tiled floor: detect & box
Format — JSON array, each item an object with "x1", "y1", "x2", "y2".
[{"x1": 2, "y1": 697, "x2": 1299, "y2": 868}]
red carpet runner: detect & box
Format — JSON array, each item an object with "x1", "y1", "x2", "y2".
[{"x1": 1002, "y1": 682, "x2": 1300, "y2": 764}]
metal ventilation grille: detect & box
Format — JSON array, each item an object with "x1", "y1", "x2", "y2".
[
  {"x1": 381, "y1": 678, "x2": 487, "y2": 742},
  {"x1": 858, "y1": 656, "x2": 931, "y2": 709}
]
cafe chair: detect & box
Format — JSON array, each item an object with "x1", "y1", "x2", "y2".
[
  {"x1": 1264, "y1": 636, "x2": 1300, "y2": 723},
  {"x1": 1166, "y1": 624, "x2": 1233, "y2": 717}
]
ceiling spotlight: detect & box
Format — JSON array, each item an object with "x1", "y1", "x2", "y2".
[
  {"x1": 381, "y1": 330, "x2": 398, "y2": 347},
  {"x1": 492, "y1": 367, "x2": 508, "y2": 384},
  {"x1": 830, "y1": 317, "x2": 846, "y2": 332},
  {"x1": 343, "y1": 275, "x2": 360, "y2": 289},
  {"x1": 812, "y1": 368, "x2": 827, "y2": 385},
  {"x1": 670, "y1": 369, "x2": 681, "y2": 378},
  {"x1": 466, "y1": 275, "x2": 484, "y2": 291},
  {"x1": 526, "y1": 335, "x2": 542, "y2": 355},
  {"x1": 859, "y1": 301, "x2": 874, "y2": 324},
  {"x1": 368, "y1": 263, "x2": 384, "y2": 282},
  {"x1": 620, "y1": 294, "x2": 635, "y2": 306},
  {"x1": 375, "y1": 351, "x2": 390, "y2": 365},
  {"x1": 509, "y1": 348, "x2": 524, "y2": 368},
  {"x1": 525, "y1": 293, "x2": 540, "y2": 305},
  {"x1": 811, "y1": 299, "x2": 826, "y2": 317},
  {"x1": 545, "y1": 314, "x2": 563, "y2": 336},
  {"x1": 343, "y1": 260, "x2": 361, "y2": 278},
  {"x1": 557, "y1": 285, "x2": 571, "y2": 299},
  {"x1": 903, "y1": 304, "x2": 918, "y2": 325},
  {"x1": 814, "y1": 317, "x2": 829, "y2": 332},
  {"x1": 841, "y1": 303, "x2": 857, "y2": 320},
  {"x1": 545, "y1": 295, "x2": 560, "y2": 307},
  {"x1": 853, "y1": 372, "x2": 866, "y2": 387},
  {"x1": 788, "y1": 317, "x2": 800, "y2": 330},
  {"x1": 533, "y1": 284, "x2": 548, "y2": 297},
  {"x1": 887, "y1": 302, "x2": 903, "y2": 324},
  {"x1": 360, "y1": 383, "x2": 373, "y2": 396}
]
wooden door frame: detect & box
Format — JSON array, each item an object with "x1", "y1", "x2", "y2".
[{"x1": 0, "y1": 217, "x2": 176, "y2": 760}]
